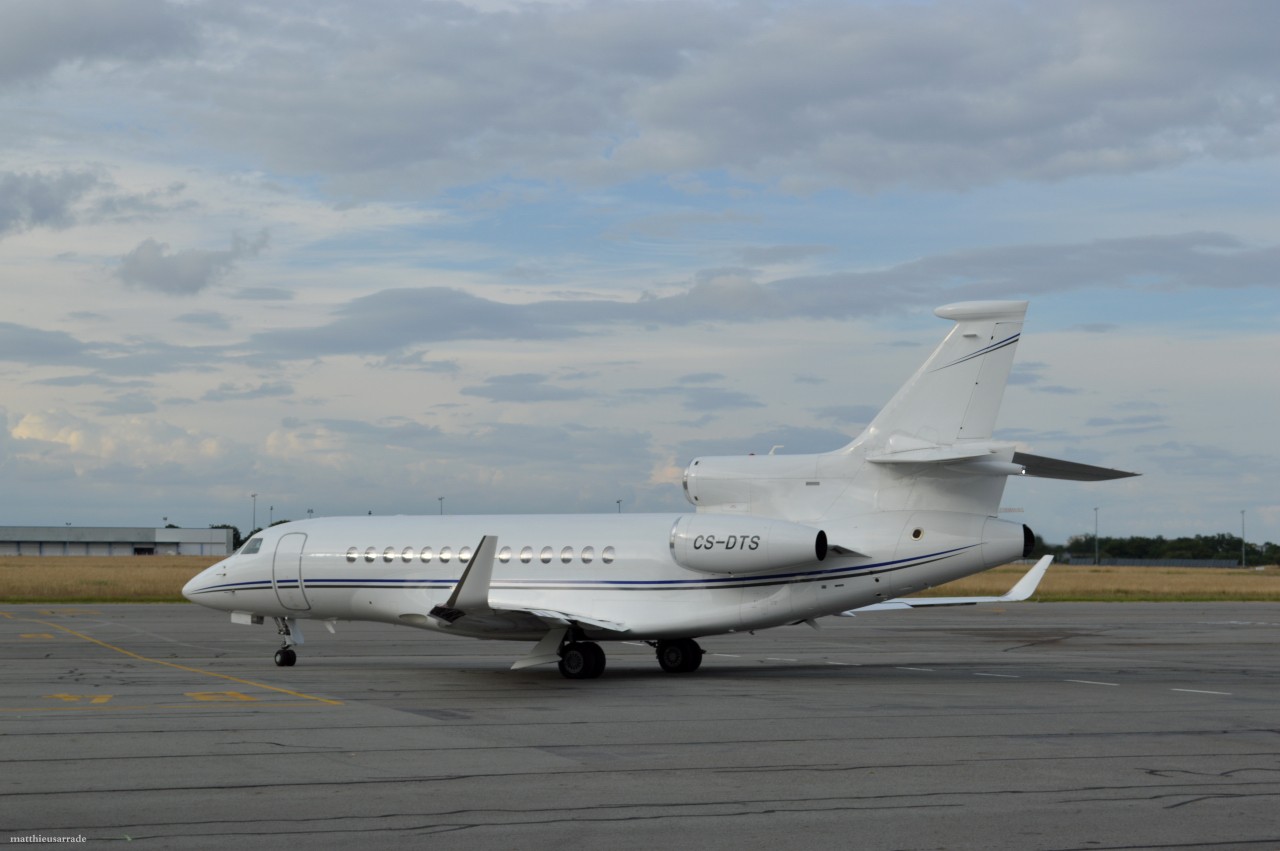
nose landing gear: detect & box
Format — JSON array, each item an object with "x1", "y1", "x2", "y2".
[{"x1": 272, "y1": 617, "x2": 302, "y2": 666}]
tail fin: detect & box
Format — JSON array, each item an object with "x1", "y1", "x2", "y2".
[{"x1": 854, "y1": 300, "x2": 1027, "y2": 452}]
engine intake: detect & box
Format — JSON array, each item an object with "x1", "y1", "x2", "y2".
[{"x1": 670, "y1": 515, "x2": 828, "y2": 575}]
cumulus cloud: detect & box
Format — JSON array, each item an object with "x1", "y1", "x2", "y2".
[
  {"x1": 0, "y1": 169, "x2": 100, "y2": 237},
  {"x1": 244, "y1": 232, "x2": 1280, "y2": 361},
  {"x1": 100, "y1": 0, "x2": 1280, "y2": 197},
  {"x1": 118, "y1": 230, "x2": 269, "y2": 295},
  {"x1": 0, "y1": 0, "x2": 195, "y2": 85},
  {"x1": 460, "y1": 374, "x2": 591, "y2": 404}
]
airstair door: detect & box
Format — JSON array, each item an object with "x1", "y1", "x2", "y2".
[{"x1": 272, "y1": 533, "x2": 311, "y2": 611}]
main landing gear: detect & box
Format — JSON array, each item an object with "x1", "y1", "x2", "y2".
[
  {"x1": 654, "y1": 638, "x2": 703, "y2": 673},
  {"x1": 558, "y1": 641, "x2": 606, "y2": 679},
  {"x1": 555, "y1": 634, "x2": 705, "y2": 679},
  {"x1": 272, "y1": 617, "x2": 301, "y2": 667}
]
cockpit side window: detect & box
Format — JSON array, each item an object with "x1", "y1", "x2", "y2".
[{"x1": 240, "y1": 537, "x2": 263, "y2": 555}]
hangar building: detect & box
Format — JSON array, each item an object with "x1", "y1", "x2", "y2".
[{"x1": 0, "y1": 526, "x2": 234, "y2": 557}]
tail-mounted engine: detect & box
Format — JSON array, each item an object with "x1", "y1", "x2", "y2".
[{"x1": 670, "y1": 515, "x2": 827, "y2": 575}]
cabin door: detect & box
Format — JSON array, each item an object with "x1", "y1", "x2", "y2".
[{"x1": 272, "y1": 533, "x2": 311, "y2": 611}]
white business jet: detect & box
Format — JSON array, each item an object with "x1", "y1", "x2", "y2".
[{"x1": 183, "y1": 301, "x2": 1133, "y2": 678}]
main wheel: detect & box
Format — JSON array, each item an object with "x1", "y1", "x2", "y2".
[
  {"x1": 274, "y1": 647, "x2": 297, "y2": 667},
  {"x1": 656, "y1": 638, "x2": 703, "y2": 673},
  {"x1": 558, "y1": 641, "x2": 606, "y2": 679}
]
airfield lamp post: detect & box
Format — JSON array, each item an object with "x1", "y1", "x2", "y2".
[
  {"x1": 438, "y1": 497, "x2": 444, "y2": 516},
  {"x1": 251, "y1": 493, "x2": 257, "y2": 533},
  {"x1": 1241, "y1": 510, "x2": 1246, "y2": 568},
  {"x1": 617, "y1": 500, "x2": 622, "y2": 514},
  {"x1": 1094, "y1": 507, "x2": 1099, "y2": 566}
]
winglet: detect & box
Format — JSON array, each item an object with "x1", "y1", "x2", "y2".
[
  {"x1": 998, "y1": 554, "x2": 1053, "y2": 602},
  {"x1": 838, "y1": 555, "x2": 1053, "y2": 614},
  {"x1": 429, "y1": 536, "x2": 498, "y2": 625}
]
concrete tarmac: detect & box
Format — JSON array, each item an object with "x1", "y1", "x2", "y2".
[{"x1": 2, "y1": 602, "x2": 1278, "y2": 850}]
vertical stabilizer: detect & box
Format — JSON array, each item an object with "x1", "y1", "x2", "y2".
[{"x1": 856, "y1": 301, "x2": 1027, "y2": 451}]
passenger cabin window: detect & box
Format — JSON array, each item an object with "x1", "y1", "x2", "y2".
[
  {"x1": 519, "y1": 547, "x2": 533, "y2": 564},
  {"x1": 382, "y1": 547, "x2": 396, "y2": 563},
  {"x1": 498, "y1": 546, "x2": 512, "y2": 563},
  {"x1": 401, "y1": 547, "x2": 414, "y2": 563},
  {"x1": 240, "y1": 537, "x2": 263, "y2": 555},
  {"x1": 581, "y1": 547, "x2": 594, "y2": 564},
  {"x1": 346, "y1": 547, "x2": 358, "y2": 563},
  {"x1": 560, "y1": 546, "x2": 574, "y2": 564},
  {"x1": 440, "y1": 547, "x2": 452, "y2": 563},
  {"x1": 459, "y1": 546, "x2": 473, "y2": 563},
  {"x1": 540, "y1": 546, "x2": 553, "y2": 564},
  {"x1": 420, "y1": 547, "x2": 433, "y2": 563},
  {"x1": 602, "y1": 546, "x2": 616, "y2": 564},
  {"x1": 364, "y1": 547, "x2": 377, "y2": 563}
]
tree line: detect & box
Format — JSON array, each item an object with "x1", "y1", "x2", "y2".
[{"x1": 1030, "y1": 532, "x2": 1278, "y2": 565}]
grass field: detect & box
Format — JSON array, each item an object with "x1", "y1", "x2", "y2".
[{"x1": 2, "y1": 556, "x2": 1279, "y2": 604}]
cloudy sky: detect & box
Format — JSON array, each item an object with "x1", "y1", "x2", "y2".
[{"x1": 2, "y1": 0, "x2": 1278, "y2": 547}]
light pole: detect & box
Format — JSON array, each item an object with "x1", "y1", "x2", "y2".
[
  {"x1": 616, "y1": 499, "x2": 622, "y2": 514},
  {"x1": 1241, "y1": 509, "x2": 1247, "y2": 568},
  {"x1": 438, "y1": 497, "x2": 444, "y2": 516},
  {"x1": 308, "y1": 508, "x2": 314, "y2": 521},
  {"x1": 269, "y1": 505, "x2": 274, "y2": 526},
  {"x1": 1094, "y1": 507, "x2": 1099, "y2": 566},
  {"x1": 251, "y1": 493, "x2": 257, "y2": 532}
]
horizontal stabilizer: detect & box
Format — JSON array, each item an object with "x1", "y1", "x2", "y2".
[
  {"x1": 839, "y1": 555, "x2": 1052, "y2": 614},
  {"x1": 1012, "y1": 452, "x2": 1139, "y2": 481}
]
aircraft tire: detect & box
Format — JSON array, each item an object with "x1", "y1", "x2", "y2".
[
  {"x1": 656, "y1": 638, "x2": 702, "y2": 673},
  {"x1": 274, "y1": 648, "x2": 297, "y2": 667},
  {"x1": 559, "y1": 642, "x2": 605, "y2": 679}
]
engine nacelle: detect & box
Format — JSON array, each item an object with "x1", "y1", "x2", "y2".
[{"x1": 670, "y1": 515, "x2": 828, "y2": 575}]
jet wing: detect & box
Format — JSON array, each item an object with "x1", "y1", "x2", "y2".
[
  {"x1": 418, "y1": 534, "x2": 627, "y2": 643},
  {"x1": 839, "y1": 555, "x2": 1052, "y2": 614}
]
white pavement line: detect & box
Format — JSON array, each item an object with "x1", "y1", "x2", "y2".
[
  {"x1": 896, "y1": 666, "x2": 934, "y2": 672},
  {"x1": 1171, "y1": 688, "x2": 1232, "y2": 696},
  {"x1": 1066, "y1": 679, "x2": 1118, "y2": 686},
  {"x1": 766, "y1": 657, "x2": 798, "y2": 662},
  {"x1": 975, "y1": 672, "x2": 1019, "y2": 678},
  {"x1": 712, "y1": 653, "x2": 741, "y2": 658},
  {"x1": 825, "y1": 661, "x2": 859, "y2": 666}
]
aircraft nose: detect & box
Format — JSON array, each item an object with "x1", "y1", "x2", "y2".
[{"x1": 183, "y1": 561, "x2": 223, "y2": 603}]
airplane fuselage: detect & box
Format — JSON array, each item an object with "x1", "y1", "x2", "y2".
[{"x1": 184, "y1": 510, "x2": 1027, "y2": 641}]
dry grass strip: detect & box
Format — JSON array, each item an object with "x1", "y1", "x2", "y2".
[{"x1": 2, "y1": 556, "x2": 1279, "y2": 603}]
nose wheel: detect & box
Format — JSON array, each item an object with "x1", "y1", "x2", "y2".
[{"x1": 272, "y1": 617, "x2": 302, "y2": 666}]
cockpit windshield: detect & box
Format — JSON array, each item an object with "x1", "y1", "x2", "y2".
[{"x1": 240, "y1": 537, "x2": 263, "y2": 555}]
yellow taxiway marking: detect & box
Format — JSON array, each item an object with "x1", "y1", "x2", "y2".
[
  {"x1": 1, "y1": 701, "x2": 328, "y2": 713},
  {"x1": 24, "y1": 619, "x2": 342, "y2": 706},
  {"x1": 20, "y1": 633, "x2": 55, "y2": 639},
  {"x1": 44, "y1": 693, "x2": 114, "y2": 704},
  {"x1": 186, "y1": 691, "x2": 257, "y2": 702}
]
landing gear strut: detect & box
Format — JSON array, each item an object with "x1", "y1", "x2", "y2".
[
  {"x1": 272, "y1": 617, "x2": 301, "y2": 667},
  {"x1": 655, "y1": 638, "x2": 703, "y2": 673}
]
